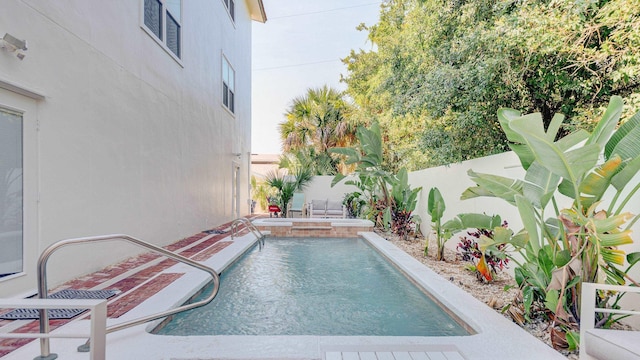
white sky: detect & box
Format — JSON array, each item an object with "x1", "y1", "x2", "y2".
[{"x1": 251, "y1": 1, "x2": 382, "y2": 154}]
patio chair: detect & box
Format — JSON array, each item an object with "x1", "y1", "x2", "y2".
[
  {"x1": 288, "y1": 193, "x2": 305, "y2": 218},
  {"x1": 308, "y1": 199, "x2": 326, "y2": 218},
  {"x1": 308, "y1": 199, "x2": 346, "y2": 218},
  {"x1": 580, "y1": 282, "x2": 640, "y2": 360},
  {"x1": 325, "y1": 200, "x2": 346, "y2": 218}
]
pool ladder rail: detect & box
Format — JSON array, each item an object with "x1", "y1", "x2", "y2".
[
  {"x1": 29, "y1": 234, "x2": 221, "y2": 360},
  {"x1": 230, "y1": 217, "x2": 266, "y2": 249}
]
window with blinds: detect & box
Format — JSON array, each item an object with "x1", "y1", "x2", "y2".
[
  {"x1": 222, "y1": 56, "x2": 236, "y2": 114},
  {"x1": 223, "y1": 0, "x2": 235, "y2": 22},
  {"x1": 143, "y1": 0, "x2": 181, "y2": 59}
]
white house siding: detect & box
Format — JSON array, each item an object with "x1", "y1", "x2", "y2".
[{"x1": 0, "y1": 0, "x2": 260, "y2": 297}]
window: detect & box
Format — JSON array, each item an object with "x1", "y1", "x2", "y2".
[
  {"x1": 0, "y1": 108, "x2": 23, "y2": 277},
  {"x1": 223, "y1": 0, "x2": 235, "y2": 22},
  {"x1": 143, "y1": 0, "x2": 181, "y2": 58},
  {"x1": 222, "y1": 57, "x2": 235, "y2": 113}
]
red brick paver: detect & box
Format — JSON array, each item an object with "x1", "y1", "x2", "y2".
[{"x1": 0, "y1": 218, "x2": 256, "y2": 357}]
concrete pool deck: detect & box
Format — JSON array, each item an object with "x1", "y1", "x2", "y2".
[{"x1": 1, "y1": 220, "x2": 565, "y2": 360}]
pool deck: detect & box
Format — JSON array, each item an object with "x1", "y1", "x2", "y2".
[{"x1": 0, "y1": 218, "x2": 566, "y2": 360}]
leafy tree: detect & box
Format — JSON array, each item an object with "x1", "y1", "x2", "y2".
[
  {"x1": 278, "y1": 148, "x2": 338, "y2": 176},
  {"x1": 342, "y1": 0, "x2": 640, "y2": 168},
  {"x1": 279, "y1": 86, "x2": 358, "y2": 175},
  {"x1": 250, "y1": 175, "x2": 277, "y2": 212}
]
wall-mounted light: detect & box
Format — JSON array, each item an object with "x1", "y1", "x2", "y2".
[{"x1": 1, "y1": 33, "x2": 27, "y2": 60}]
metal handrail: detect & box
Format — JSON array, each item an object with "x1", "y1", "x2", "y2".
[
  {"x1": 35, "y1": 234, "x2": 220, "y2": 359},
  {"x1": 231, "y1": 217, "x2": 265, "y2": 248}
]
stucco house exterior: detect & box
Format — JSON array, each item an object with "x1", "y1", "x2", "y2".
[{"x1": 0, "y1": 0, "x2": 266, "y2": 297}]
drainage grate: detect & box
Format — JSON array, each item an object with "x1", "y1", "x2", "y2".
[
  {"x1": 203, "y1": 229, "x2": 226, "y2": 235},
  {"x1": 0, "y1": 289, "x2": 119, "y2": 320}
]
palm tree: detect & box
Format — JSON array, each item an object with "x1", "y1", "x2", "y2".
[
  {"x1": 279, "y1": 85, "x2": 357, "y2": 175},
  {"x1": 264, "y1": 167, "x2": 313, "y2": 218}
]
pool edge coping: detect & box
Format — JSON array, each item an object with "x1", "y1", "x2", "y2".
[{"x1": 3, "y1": 231, "x2": 567, "y2": 360}]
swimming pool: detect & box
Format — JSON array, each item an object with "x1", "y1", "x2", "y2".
[
  {"x1": 155, "y1": 237, "x2": 470, "y2": 336},
  {"x1": 3, "y1": 229, "x2": 567, "y2": 359}
]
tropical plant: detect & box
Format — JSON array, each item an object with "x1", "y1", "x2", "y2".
[
  {"x1": 426, "y1": 187, "x2": 446, "y2": 259},
  {"x1": 279, "y1": 148, "x2": 337, "y2": 176},
  {"x1": 250, "y1": 176, "x2": 277, "y2": 212},
  {"x1": 459, "y1": 96, "x2": 640, "y2": 350},
  {"x1": 342, "y1": 191, "x2": 366, "y2": 219},
  {"x1": 331, "y1": 122, "x2": 395, "y2": 227},
  {"x1": 389, "y1": 168, "x2": 422, "y2": 240},
  {"x1": 279, "y1": 85, "x2": 358, "y2": 175},
  {"x1": 456, "y1": 221, "x2": 511, "y2": 282},
  {"x1": 264, "y1": 167, "x2": 313, "y2": 218},
  {"x1": 443, "y1": 213, "x2": 510, "y2": 282}
]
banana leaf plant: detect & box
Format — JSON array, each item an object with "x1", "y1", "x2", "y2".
[
  {"x1": 426, "y1": 187, "x2": 446, "y2": 260},
  {"x1": 442, "y1": 213, "x2": 511, "y2": 279},
  {"x1": 460, "y1": 96, "x2": 640, "y2": 350},
  {"x1": 389, "y1": 168, "x2": 422, "y2": 240},
  {"x1": 331, "y1": 122, "x2": 395, "y2": 228}
]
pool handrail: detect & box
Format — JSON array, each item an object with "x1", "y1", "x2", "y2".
[
  {"x1": 231, "y1": 217, "x2": 265, "y2": 249},
  {"x1": 35, "y1": 234, "x2": 221, "y2": 359}
]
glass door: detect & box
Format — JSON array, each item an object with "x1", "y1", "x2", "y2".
[{"x1": 0, "y1": 108, "x2": 23, "y2": 277}]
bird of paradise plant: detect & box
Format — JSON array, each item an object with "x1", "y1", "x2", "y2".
[{"x1": 456, "y1": 96, "x2": 640, "y2": 350}]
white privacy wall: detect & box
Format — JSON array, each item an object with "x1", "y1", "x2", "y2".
[
  {"x1": 308, "y1": 151, "x2": 640, "y2": 272},
  {"x1": 409, "y1": 151, "x2": 531, "y2": 248},
  {"x1": 0, "y1": 0, "x2": 257, "y2": 296}
]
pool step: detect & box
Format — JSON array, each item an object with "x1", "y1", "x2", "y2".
[
  {"x1": 290, "y1": 226, "x2": 333, "y2": 230},
  {"x1": 323, "y1": 345, "x2": 467, "y2": 360}
]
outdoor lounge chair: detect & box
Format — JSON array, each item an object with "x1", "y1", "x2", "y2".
[
  {"x1": 288, "y1": 193, "x2": 305, "y2": 218},
  {"x1": 308, "y1": 199, "x2": 326, "y2": 218},
  {"x1": 580, "y1": 282, "x2": 640, "y2": 360},
  {"x1": 308, "y1": 199, "x2": 346, "y2": 218},
  {"x1": 325, "y1": 200, "x2": 346, "y2": 218}
]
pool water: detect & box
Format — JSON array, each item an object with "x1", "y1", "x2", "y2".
[{"x1": 155, "y1": 237, "x2": 469, "y2": 336}]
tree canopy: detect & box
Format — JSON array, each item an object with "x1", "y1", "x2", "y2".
[
  {"x1": 278, "y1": 85, "x2": 358, "y2": 175},
  {"x1": 342, "y1": 0, "x2": 640, "y2": 169}
]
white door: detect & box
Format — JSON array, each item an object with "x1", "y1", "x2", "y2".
[{"x1": 0, "y1": 108, "x2": 23, "y2": 277}]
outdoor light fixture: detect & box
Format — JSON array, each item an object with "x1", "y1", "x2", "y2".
[{"x1": 1, "y1": 33, "x2": 28, "y2": 60}]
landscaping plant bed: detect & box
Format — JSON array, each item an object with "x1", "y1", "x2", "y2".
[{"x1": 380, "y1": 230, "x2": 580, "y2": 359}]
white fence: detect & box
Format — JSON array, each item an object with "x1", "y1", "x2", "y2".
[{"x1": 303, "y1": 151, "x2": 640, "y2": 273}]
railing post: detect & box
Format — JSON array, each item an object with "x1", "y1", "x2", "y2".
[
  {"x1": 34, "y1": 234, "x2": 220, "y2": 348},
  {"x1": 89, "y1": 300, "x2": 107, "y2": 360},
  {"x1": 35, "y1": 245, "x2": 56, "y2": 360},
  {"x1": 0, "y1": 299, "x2": 106, "y2": 360}
]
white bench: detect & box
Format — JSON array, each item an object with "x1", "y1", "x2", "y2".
[{"x1": 580, "y1": 283, "x2": 640, "y2": 360}]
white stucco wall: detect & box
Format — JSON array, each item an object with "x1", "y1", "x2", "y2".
[
  {"x1": 0, "y1": 0, "x2": 255, "y2": 296},
  {"x1": 408, "y1": 152, "x2": 527, "y2": 236},
  {"x1": 302, "y1": 176, "x2": 360, "y2": 206},
  {"x1": 308, "y1": 151, "x2": 640, "y2": 276}
]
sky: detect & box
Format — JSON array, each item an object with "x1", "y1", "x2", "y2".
[{"x1": 251, "y1": 1, "x2": 383, "y2": 154}]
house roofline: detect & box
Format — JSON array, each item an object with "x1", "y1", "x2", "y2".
[{"x1": 248, "y1": 0, "x2": 267, "y2": 23}]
